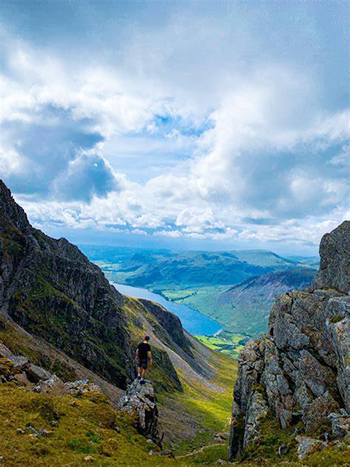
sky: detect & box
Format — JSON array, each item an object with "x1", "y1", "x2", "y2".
[{"x1": 0, "y1": 0, "x2": 349, "y2": 255}]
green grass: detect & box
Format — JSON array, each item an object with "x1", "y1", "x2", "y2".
[
  {"x1": 196, "y1": 331, "x2": 250, "y2": 357},
  {"x1": 162, "y1": 351, "x2": 237, "y2": 456}
]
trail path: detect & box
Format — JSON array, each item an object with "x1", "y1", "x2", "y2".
[{"x1": 175, "y1": 442, "x2": 224, "y2": 459}]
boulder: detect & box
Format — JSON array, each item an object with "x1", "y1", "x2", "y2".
[
  {"x1": 7, "y1": 356, "x2": 28, "y2": 371},
  {"x1": 65, "y1": 379, "x2": 102, "y2": 394},
  {"x1": 118, "y1": 379, "x2": 159, "y2": 441},
  {"x1": 0, "y1": 342, "x2": 13, "y2": 359},
  {"x1": 296, "y1": 436, "x2": 327, "y2": 459},
  {"x1": 34, "y1": 375, "x2": 68, "y2": 395},
  {"x1": 25, "y1": 364, "x2": 52, "y2": 383}
]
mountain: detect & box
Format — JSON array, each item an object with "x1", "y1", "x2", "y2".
[
  {"x1": 210, "y1": 268, "x2": 316, "y2": 335},
  {"x1": 0, "y1": 179, "x2": 228, "y2": 396},
  {"x1": 0, "y1": 179, "x2": 242, "y2": 454},
  {"x1": 81, "y1": 245, "x2": 298, "y2": 289},
  {"x1": 229, "y1": 221, "x2": 350, "y2": 462},
  {"x1": 81, "y1": 245, "x2": 317, "y2": 339}
]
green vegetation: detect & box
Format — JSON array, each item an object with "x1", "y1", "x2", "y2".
[
  {"x1": 160, "y1": 269, "x2": 316, "y2": 337},
  {"x1": 161, "y1": 350, "x2": 237, "y2": 455},
  {"x1": 0, "y1": 380, "x2": 347, "y2": 466},
  {"x1": 83, "y1": 245, "x2": 317, "y2": 337},
  {"x1": 82, "y1": 246, "x2": 299, "y2": 290},
  {"x1": 0, "y1": 384, "x2": 170, "y2": 467},
  {"x1": 330, "y1": 315, "x2": 344, "y2": 324},
  {"x1": 196, "y1": 331, "x2": 250, "y2": 358},
  {"x1": 241, "y1": 414, "x2": 299, "y2": 463},
  {"x1": 237, "y1": 413, "x2": 350, "y2": 466}
]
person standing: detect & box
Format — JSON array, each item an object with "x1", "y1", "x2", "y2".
[{"x1": 135, "y1": 336, "x2": 152, "y2": 383}]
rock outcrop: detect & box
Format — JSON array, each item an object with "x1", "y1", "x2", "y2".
[
  {"x1": 118, "y1": 379, "x2": 159, "y2": 442},
  {"x1": 0, "y1": 339, "x2": 102, "y2": 397},
  {"x1": 229, "y1": 221, "x2": 350, "y2": 459}
]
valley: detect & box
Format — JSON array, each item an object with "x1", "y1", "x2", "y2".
[
  {"x1": 0, "y1": 180, "x2": 236, "y2": 463},
  {"x1": 0, "y1": 179, "x2": 348, "y2": 466},
  {"x1": 82, "y1": 245, "x2": 318, "y2": 344}
]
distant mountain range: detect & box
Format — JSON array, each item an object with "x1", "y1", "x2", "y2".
[
  {"x1": 81, "y1": 245, "x2": 308, "y2": 287},
  {"x1": 81, "y1": 245, "x2": 319, "y2": 337},
  {"x1": 210, "y1": 268, "x2": 316, "y2": 335}
]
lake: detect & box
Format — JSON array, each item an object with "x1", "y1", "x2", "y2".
[{"x1": 112, "y1": 282, "x2": 222, "y2": 336}]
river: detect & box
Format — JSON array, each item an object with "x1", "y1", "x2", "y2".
[{"x1": 112, "y1": 282, "x2": 222, "y2": 336}]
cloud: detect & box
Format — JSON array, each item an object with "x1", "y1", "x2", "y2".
[
  {"x1": 0, "y1": 1, "x2": 349, "y2": 252},
  {"x1": 51, "y1": 153, "x2": 121, "y2": 202}
]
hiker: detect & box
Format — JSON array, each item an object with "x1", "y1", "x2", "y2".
[{"x1": 135, "y1": 335, "x2": 152, "y2": 383}]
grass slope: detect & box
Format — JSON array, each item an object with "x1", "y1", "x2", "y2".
[
  {"x1": 1, "y1": 383, "x2": 347, "y2": 466},
  {"x1": 195, "y1": 331, "x2": 250, "y2": 358}
]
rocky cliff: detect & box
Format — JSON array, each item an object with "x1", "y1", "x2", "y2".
[
  {"x1": 229, "y1": 222, "x2": 350, "y2": 459},
  {"x1": 0, "y1": 180, "x2": 214, "y2": 394}
]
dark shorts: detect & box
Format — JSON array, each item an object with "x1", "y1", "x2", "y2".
[{"x1": 138, "y1": 358, "x2": 148, "y2": 369}]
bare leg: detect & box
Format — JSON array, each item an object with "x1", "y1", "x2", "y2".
[
  {"x1": 137, "y1": 366, "x2": 142, "y2": 378},
  {"x1": 141, "y1": 368, "x2": 147, "y2": 379}
]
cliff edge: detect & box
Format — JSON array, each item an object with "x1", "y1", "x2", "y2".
[{"x1": 229, "y1": 221, "x2": 350, "y2": 460}]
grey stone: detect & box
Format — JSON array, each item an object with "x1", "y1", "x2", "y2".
[
  {"x1": 243, "y1": 391, "x2": 269, "y2": 448},
  {"x1": 7, "y1": 356, "x2": 28, "y2": 370},
  {"x1": 65, "y1": 379, "x2": 102, "y2": 394},
  {"x1": 25, "y1": 364, "x2": 52, "y2": 383},
  {"x1": 303, "y1": 392, "x2": 340, "y2": 432},
  {"x1": 330, "y1": 413, "x2": 350, "y2": 439},
  {"x1": 0, "y1": 342, "x2": 13, "y2": 359},
  {"x1": 33, "y1": 375, "x2": 68, "y2": 395},
  {"x1": 296, "y1": 436, "x2": 327, "y2": 459},
  {"x1": 118, "y1": 379, "x2": 159, "y2": 441},
  {"x1": 229, "y1": 222, "x2": 350, "y2": 459},
  {"x1": 313, "y1": 221, "x2": 350, "y2": 294}
]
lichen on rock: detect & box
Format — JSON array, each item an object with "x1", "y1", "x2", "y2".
[
  {"x1": 118, "y1": 379, "x2": 160, "y2": 443},
  {"x1": 229, "y1": 221, "x2": 350, "y2": 460}
]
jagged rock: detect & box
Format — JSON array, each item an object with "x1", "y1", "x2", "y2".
[
  {"x1": 26, "y1": 364, "x2": 52, "y2": 383},
  {"x1": 65, "y1": 379, "x2": 102, "y2": 394},
  {"x1": 313, "y1": 221, "x2": 350, "y2": 294},
  {"x1": 0, "y1": 343, "x2": 13, "y2": 359},
  {"x1": 34, "y1": 375, "x2": 68, "y2": 395},
  {"x1": 118, "y1": 379, "x2": 159, "y2": 441},
  {"x1": 330, "y1": 412, "x2": 350, "y2": 439},
  {"x1": 296, "y1": 436, "x2": 327, "y2": 459},
  {"x1": 302, "y1": 392, "x2": 339, "y2": 432},
  {"x1": 243, "y1": 390, "x2": 269, "y2": 447},
  {"x1": 7, "y1": 356, "x2": 28, "y2": 370},
  {"x1": 229, "y1": 222, "x2": 350, "y2": 459}
]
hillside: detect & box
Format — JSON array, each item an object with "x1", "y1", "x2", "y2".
[
  {"x1": 82, "y1": 245, "x2": 317, "y2": 338},
  {"x1": 0, "y1": 179, "x2": 235, "y2": 452},
  {"x1": 203, "y1": 268, "x2": 316, "y2": 336}
]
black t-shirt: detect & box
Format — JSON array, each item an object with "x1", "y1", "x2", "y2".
[{"x1": 138, "y1": 342, "x2": 151, "y2": 360}]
